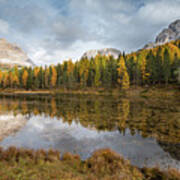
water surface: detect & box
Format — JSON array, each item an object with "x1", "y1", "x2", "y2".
[{"x1": 0, "y1": 95, "x2": 179, "y2": 169}]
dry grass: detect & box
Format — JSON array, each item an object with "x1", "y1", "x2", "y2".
[{"x1": 0, "y1": 147, "x2": 179, "y2": 180}]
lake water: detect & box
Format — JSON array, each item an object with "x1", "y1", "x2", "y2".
[{"x1": 0, "y1": 94, "x2": 179, "y2": 170}]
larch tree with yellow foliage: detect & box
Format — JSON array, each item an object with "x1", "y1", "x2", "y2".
[
  {"x1": 3, "y1": 72, "x2": 10, "y2": 88},
  {"x1": 67, "y1": 60, "x2": 75, "y2": 88},
  {"x1": 34, "y1": 67, "x2": 40, "y2": 88},
  {"x1": 51, "y1": 66, "x2": 57, "y2": 87},
  {"x1": 140, "y1": 58, "x2": 150, "y2": 85},
  {"x1": 13, "y1": 66, "x2": 20, "y2": 88},
  {"x1": 117, "y1": 56, "x2": 130, "y2": 89},
  {"x1": 22, "y1": 69, "x2": 29, "y2": 88},
  {"x1": 9, "y1": 71, "x2": 14, "y2": 88},
  {"x1": 0, "y1": 70, "x2": 3, "y2": 87}
]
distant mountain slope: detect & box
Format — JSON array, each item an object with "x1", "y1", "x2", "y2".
[
  {"x1": 0, "y1": 38, "x2": 34, "y2": 69},
  {"x1": 81, "y1": 48, "x2": 121, "y2": 59},
  {"x1": 144, "y1": 19, "x2": 180, "y2": 49},
  {"x1": 128, "y1": 40, "x2": 180, "y2": 61},
  {"x1": 81, "y1": 20, "x2": 180, "y2": 59}
]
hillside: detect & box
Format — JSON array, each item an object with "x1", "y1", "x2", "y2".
[{"x1": 126, "y1": 40, "x2": 180, "y2": 85}]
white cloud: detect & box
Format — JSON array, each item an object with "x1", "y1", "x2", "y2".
[
  {"x1": 137, "y1": 0, "x2": 180, "y2": 25},
  {"x1": 28, "y1": 40, "x2": 107, "y2": 66},
  {"x1": 1, "y1": 0, "x2": 180, "y2": 65},
  {"x1": 0, "y1": 19, "x2": 9, "y2": 34}
]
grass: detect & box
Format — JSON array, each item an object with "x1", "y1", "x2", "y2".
[
  {"x1": 0, "y1": 147, "x2": 179, "y2": 180},
  {"x1": 0, "y1": 85, "x2": 179, "y2": 98}
]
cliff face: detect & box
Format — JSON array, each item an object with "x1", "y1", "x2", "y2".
[
  {"x1": 144, "y1": 19, "x2": 180, "y2": 49},
  {"x1": 81, "y1": 48, "x2": 121, "y2": 59},
  {"x1": 155, "y1": 20, "x2": 180, "y2": 44},
  {"x1": 0, "y1": 39, "x2": 34, "y2": 68}
]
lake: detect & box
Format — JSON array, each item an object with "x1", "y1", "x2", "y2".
[{"x1": 0, "y1": 94, "x2": 179, "y2": 170}]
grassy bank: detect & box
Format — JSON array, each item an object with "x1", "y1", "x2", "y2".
[
  {"x1": 0, "y1": 85, "x2": 179, "y2": 98},
  {"x1": 0, "y1": 147, "x2": 179, "y2": 180}
]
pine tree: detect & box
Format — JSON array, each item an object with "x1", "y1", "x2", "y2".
[
  {"x1": 34, "y1": 67, "x2": 40, "y2": 88},
  {"x1": 163, "y1": 48, "x2": 171, "y2": 85},
  {"x1": 67, "y1": 60, "x2": 75, "y2": 88},
  {"x1": 27, "y1": 67, "x2": 33, "y2": 89},
  {"x1": 140, "y1": 58, "x2": 148, "y2": 85},
  {"x1": 62, "y1": 62, "x2": 68, "y2": 86},
  {"x1": 155, "y1": 47, "x2": 163, "y2": 84},
  {"x1": 87, "y1": 58, "x2": 95, "y2": 87},
  {"x1": 38, "y1": 67, "x2": 44, "y2": 88},
  {"x1": 45, "y1": 66, "x2": 50, "y2": 88},
  {"x1": 94, "y1": 55, "x2": 101, "y2": 87},
  {"x1": 13, "y1": 66, "x2": 20, "y2": 88},
  {"x1": 0, "y1": 70, "x2": 3, "y2": 88},
  {"x1": 56, "y1": 64, "x2": 62, "y2": 87},
  {"x1": 172, "y1": 53, "x2": 180, "y2": 83}
]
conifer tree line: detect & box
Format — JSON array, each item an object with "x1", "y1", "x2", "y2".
[{"x1": 0, "y1": 40, "x2": 180, "y2": 90}]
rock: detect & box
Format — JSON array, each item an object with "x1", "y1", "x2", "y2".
[
  {"x1": 155, "y1": 20, "x2": 180, "y2": 44},
  {"x1": 143, "y1": 42, "x2": 156, "y2": 49},
  {"x1": 81, "y1": 48, "x2": 121, "y2": 59},
  {"x1": 0, "y1": 38, "x2": 34, "y2": 69},
  {"x1": 144, "y1": 19, "x2": 180, "y2": 49}
]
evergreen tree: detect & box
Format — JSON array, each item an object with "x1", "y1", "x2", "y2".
[
  {"x1": 163, "y1": 48, "x2": 171, "y2": 85},
  {"x1": 94, "y1": 55, "x2": 101, "y2": 87}
]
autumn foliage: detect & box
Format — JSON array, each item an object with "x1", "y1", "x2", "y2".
[{"x1": 0, "y1": 40, "x2": 180, "y2": 90}]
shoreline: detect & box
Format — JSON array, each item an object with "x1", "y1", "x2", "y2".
[{"x1": 0, "y1": 86, "x2": 179, "y2": 98}]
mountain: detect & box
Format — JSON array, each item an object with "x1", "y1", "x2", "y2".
[
  {"x1": 0, "y1": 38, "x2": 34, "y2": 69},
  {"x1": 144, "y1": 19, "x2": 180, "y2": 49},
  {"x1": 81, "y1": 48, "x2": 121, "y2": 59}
]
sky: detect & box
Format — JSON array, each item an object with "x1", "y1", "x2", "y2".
[{"x1": 0, "y1": 0, "x2": 180, "y2": 65}]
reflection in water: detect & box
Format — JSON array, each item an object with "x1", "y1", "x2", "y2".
[
  {"x1": 0, "y1": 95, "x2": 179, "y2": 169},
  {"x1": 158, "y1": 141, "x2": 180, "y2": 161},
  {"x1": 0, "y1": 112, "x2": 29, "y2": 141}
]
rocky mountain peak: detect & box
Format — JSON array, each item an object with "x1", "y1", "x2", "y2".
[
  {"x1": 155, "y1": 19, "x2": 180, "y2": 44},
  {"x1": 81, "y1": 48, "x2": 121, "y2": 59},
  {"x1": 0, "y1": 38, "x2": 34, "y2": 69},
  {"x1": 144, "y1": 19, "x2": 180, "y2": 49}
]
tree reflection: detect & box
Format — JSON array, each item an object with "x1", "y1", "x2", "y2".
[{"x1": 0, "y1": 95, "x2": 179, "y2": 144}]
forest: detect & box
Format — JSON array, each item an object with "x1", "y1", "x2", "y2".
[{"x1": 0, "y1": 40, "x2": 180, "y2": 90}]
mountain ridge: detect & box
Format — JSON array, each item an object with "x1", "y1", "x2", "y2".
[
  {"x1": 82, "y1": 19, "x2": 180, "y2": 58},
  {"x1": 144, "y1": 19, "x2": 180, "y2": 49},
  {"x1": 0, "y1": 38, "x2": 34, "y2": 69},
  {"x1": 81, "y1": 48, "x2": 121, "y2": 59}
]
